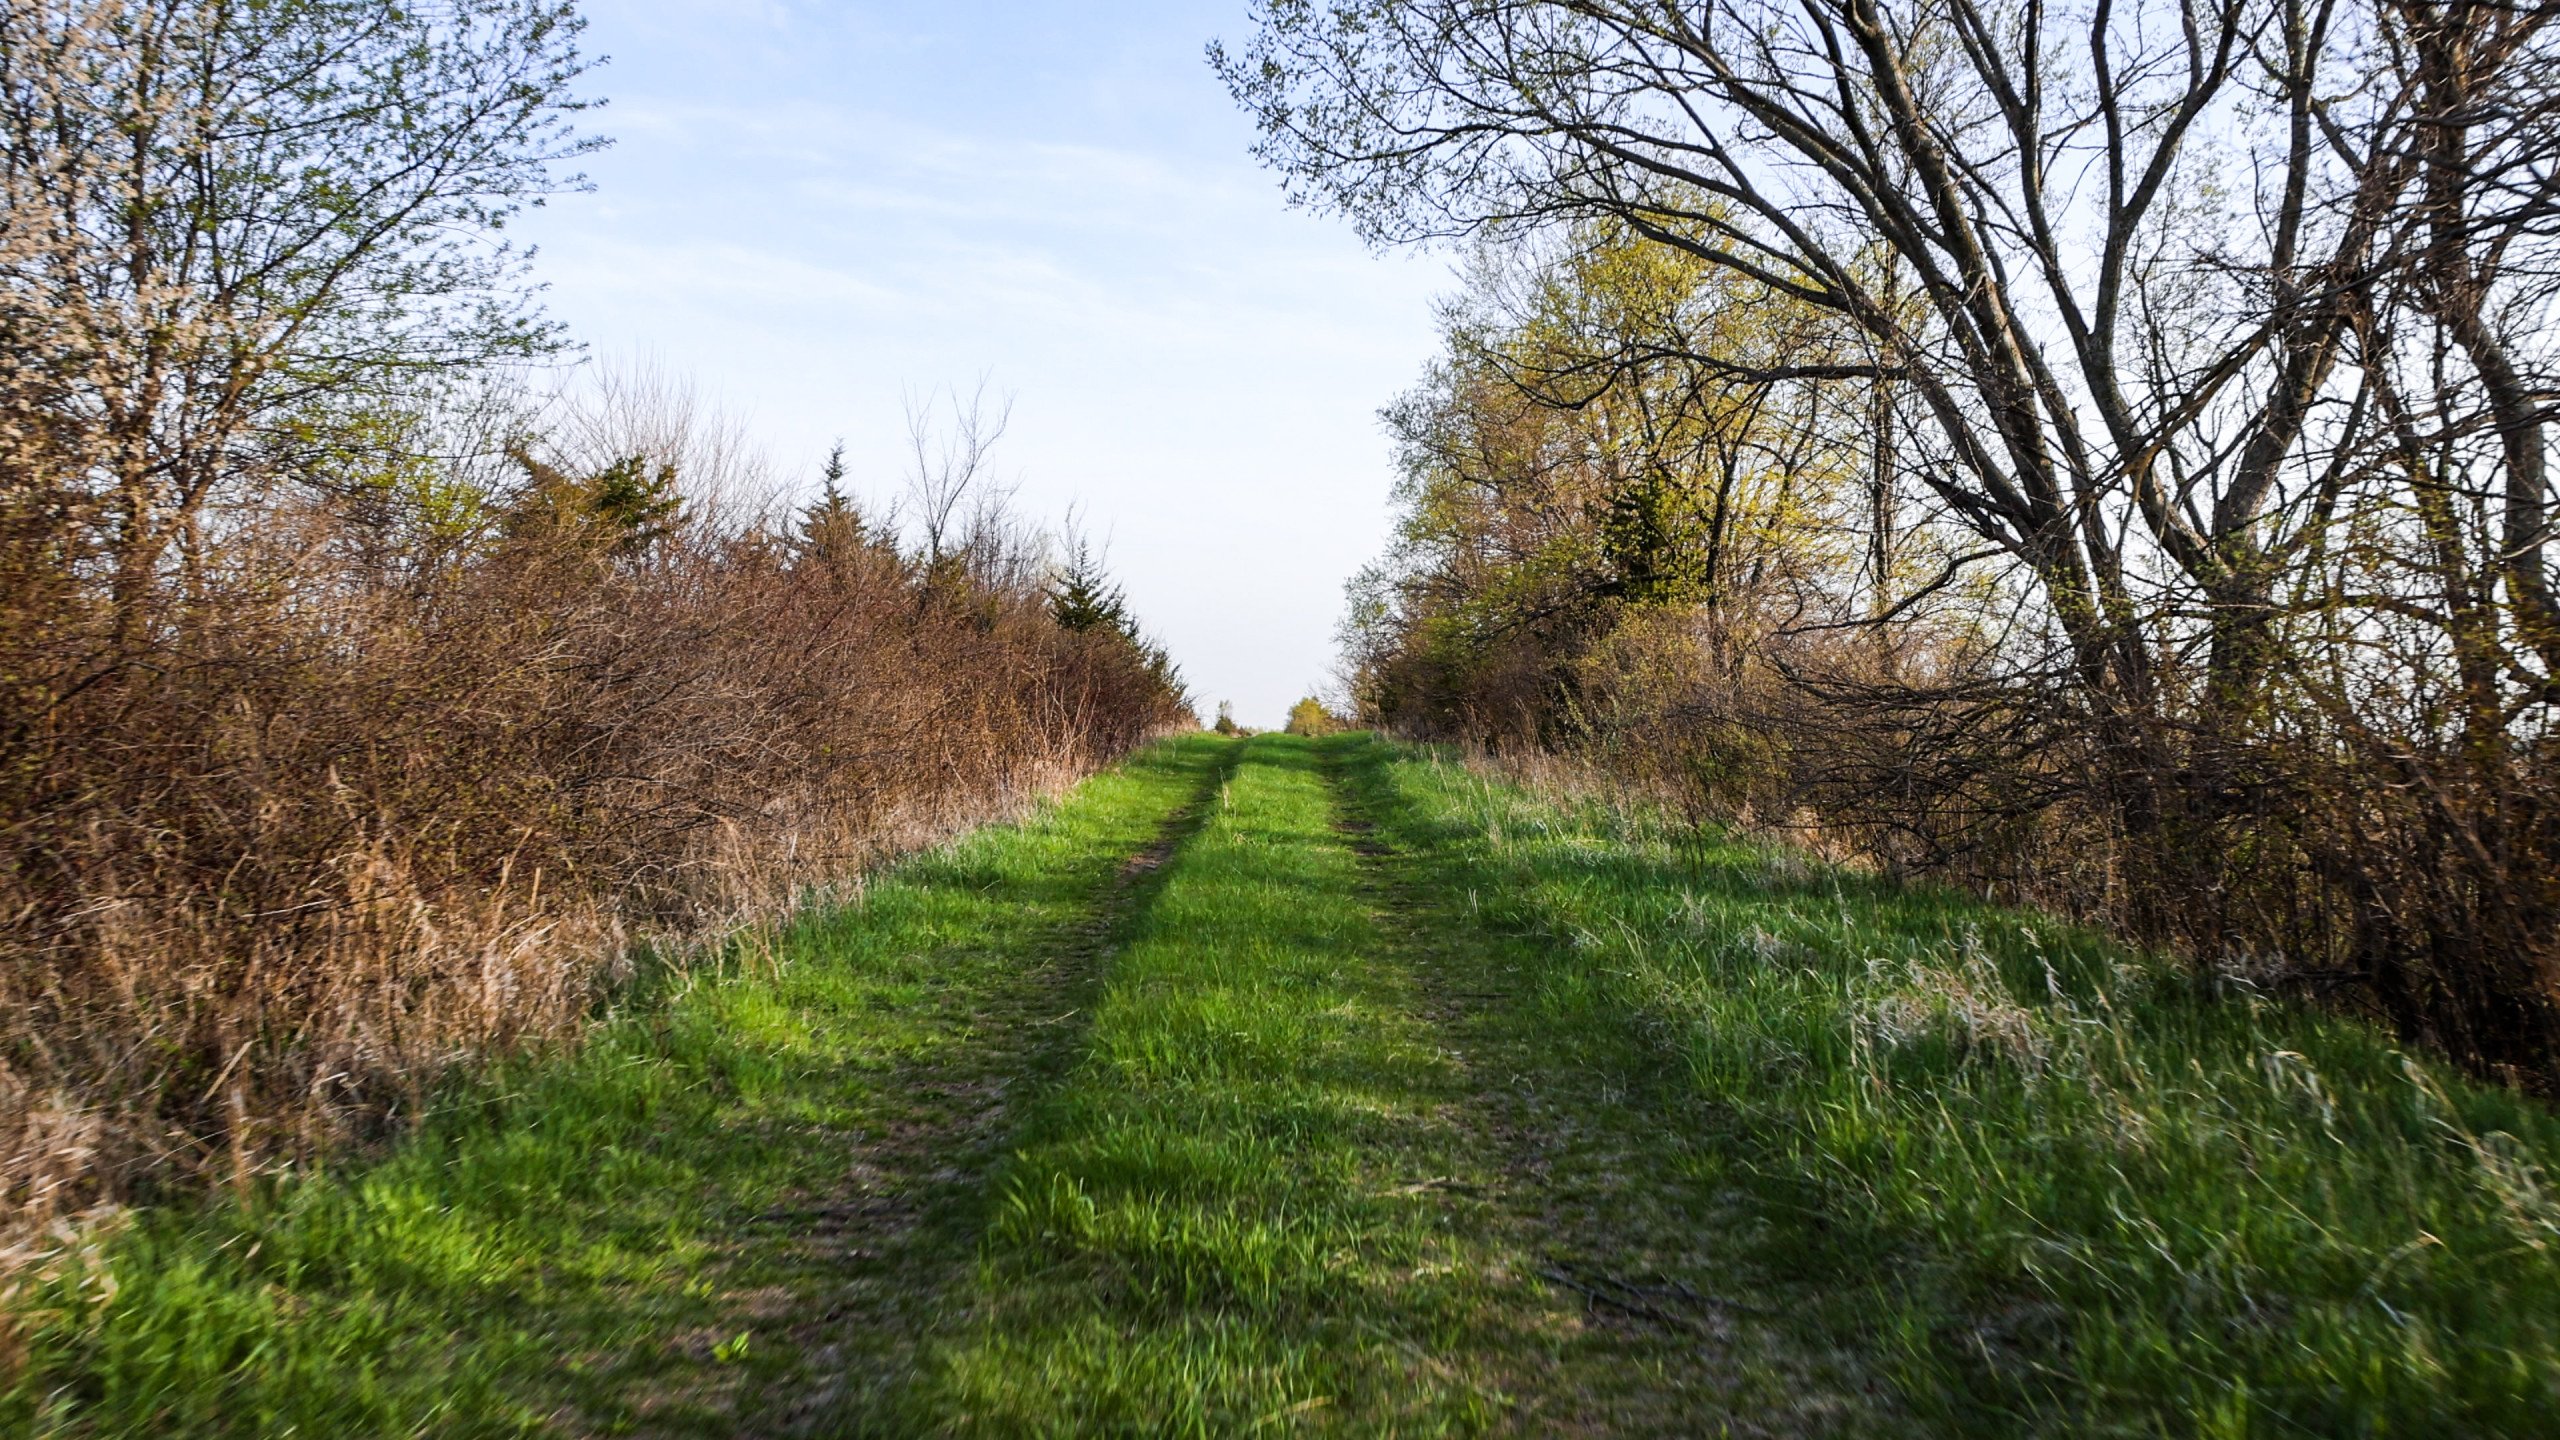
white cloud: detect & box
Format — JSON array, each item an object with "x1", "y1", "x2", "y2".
[{"x1": 515, "y1": 0, "x2": 1450, "y2": 725}]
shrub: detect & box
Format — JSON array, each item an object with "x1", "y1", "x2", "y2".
[
  {"x1": 1284, "y1": 696, "x2": 1345, "y2": 736},
  {"x1": 0, "y1": 419, "x2": 1190, "y2": 1259}
]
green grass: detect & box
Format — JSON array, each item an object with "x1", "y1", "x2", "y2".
[
  {"x1": 1338, "y1": 733, "x2": 2560, "y2": 1437},
  {"x1": 13, "y1": 729, "x2": 2560, "y2": 1436},
  {"x1": 901, "y1": 734, "x2": 1524, "y2": 1436},
  {"x1": 2, "y1": 736, "x2": 1233, "y2": 1438},
  {"x1": 895, "y1": 732, "x2": 1869, "y2": 1435}
]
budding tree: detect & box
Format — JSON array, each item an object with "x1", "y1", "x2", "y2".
[
  {"x1": 0, "y1": 0, "x2": 602, "y2": 656},
  {"x1": 1216, "y1": 0, "x2": 2560, "y2": 736}
]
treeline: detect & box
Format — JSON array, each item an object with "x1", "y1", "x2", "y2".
[
  {"x1": 1223, "y1": 0, "x2": 2560, "y2": 1078},
  {"x1": 0, "y1": 2, "x2": 1186, "y2": 1246}
]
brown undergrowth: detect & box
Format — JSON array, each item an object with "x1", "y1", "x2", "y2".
[{"x1": 0, "y1": 457, "x2": 1190, "y2": 1294}]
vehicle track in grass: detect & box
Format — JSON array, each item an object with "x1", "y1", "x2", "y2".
[
  {"x1": 11, "y1": 733, "x2": 1893, "y2": 1439},
  {"x1": 0, "y1": 739, "x2": 1242, "y2": 1440},
  {"x1": 889, "y1": 733, "x2": 1558, "y2": 1434},
  {"x1": 1322, "y1": 734, "x2": 1896, "y2": 1437},
  {"x1": 33, "y1": 730, "x2": 2546, "y2": 1437},
  {"x1": 873, "y1": 732, "x2": 1890, "y2": 1436},
  {"x1": 596, "y1": 738, "x2": 1246, "y2": 1437}
]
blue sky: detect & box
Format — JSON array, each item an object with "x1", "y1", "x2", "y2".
[{"x1": 511, "y1": 1, "x2": 1451, "y2": 725}]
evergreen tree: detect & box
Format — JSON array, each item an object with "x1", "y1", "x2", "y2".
[
  {"x1": 589, "y1": 456, "x2": 685, "y2": 554},
  {"x1": 1051, "y1": 534, "x2": 1132, "y2": 634},
  {"x1": 504, "y1": 445, "x2": 683, "y2": 557},
  {"x1": 797, "y1": 441, "x2": 867, "y2": 564}
]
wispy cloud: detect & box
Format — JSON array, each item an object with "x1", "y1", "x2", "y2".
[{"x1": 517, "y1": 0, "x2": 1449, "y2": 723}]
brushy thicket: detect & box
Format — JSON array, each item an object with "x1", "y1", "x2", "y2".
[
  {"x1": 0, "y1": 406, "x2": 1191, "y2": 1261},
  {"x1": 0, "y1": 0, "x2": 1188, "y2": 1271}
]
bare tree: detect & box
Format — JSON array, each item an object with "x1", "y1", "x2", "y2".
[
  {"x1": 901, "y1": 377, "x2": 1017, "y2": 567},
  {"x1": 1226, "y1": 0, "x2": 2560, "y2": 1072},
  {"x1": 1220, "y1": 0, "x2": 2410, "y2": 735}
]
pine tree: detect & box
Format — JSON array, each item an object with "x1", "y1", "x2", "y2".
[
  {"x1": 1051, "y1": 534, "x2": 1131, "y2": 635},
  {"x1": 504, "y1": 445, "x2": 683, "y2": 557},
  {"x1": 797, "y1": 441, "x2": 866, "y2": 564},
  {"x1": 589, "y1": 456, "x2": 685, "y2": 554}
]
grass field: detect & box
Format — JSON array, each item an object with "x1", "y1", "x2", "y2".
[{"x1": 7, "y1": 732, "x2": 2558, "y2": 1435}]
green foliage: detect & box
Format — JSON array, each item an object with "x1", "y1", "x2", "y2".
[
  {"x1": 1050, "y1": 535, "x2": 1132, "y2": 636},
  {"x1": 793, "y1": 441, "x2": 868, "y2": 564},
  {"x1": 1284, "y1": 695, "x2": 1344, "y2": 736},
  {"x1": 504, "y1": 446, "x2": 682, "y2": 556},
  {"x1": 1345, "y1": 220, "x2": 1850, "y2": 742},
  {"x1": 1212, "y1": 700, "x2": 1238, "y2": 736},
  {"x1": 586, "y1": 456, "x2": 684, "y2": 553},
  {"x1": 1598, "y1": 470, "x2": 1712, "y2": 606},
  {"x1": 285, "y1": 397, "x2": 500, "y2": 557},
  {"x1": 1140, "y1": 647, "x2": 1191, "y2": 720},
  {"x1": 1043, "y1": 533, "x2": 1191, "y2": 717}
]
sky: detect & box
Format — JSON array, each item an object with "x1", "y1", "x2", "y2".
[{"x1": 509, "y1": 1, "x2": 1452, "y2": 726}]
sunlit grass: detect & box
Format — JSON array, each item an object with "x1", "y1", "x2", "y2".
[
  {"x1": 907, "y1": 734, "x2": 1513, "y2": 1437},
  {"x1": 15, "y1": 729, "x2": 2555, "y2": 1436},
  {"x1": 1341, "y1": 733, "x2": 2560, "y2": 1436}
]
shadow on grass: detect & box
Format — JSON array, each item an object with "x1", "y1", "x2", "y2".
[
  {"x1": 1324, "y1": 731, "x2": 2560, "y2": 1438},
  {"x1": 1322, "y1": 731, "x2": 1994, "y2": 1437}
]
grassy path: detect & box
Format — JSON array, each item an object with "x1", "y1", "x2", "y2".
[
  {"x1": 5, "y1": 738, "x2": 1235, "y2": 1438},
  {"x1": 1329, "y1": 738, "x2": 1884, "y2": 1437},
  {"x1": 894, "y1": 733, "x2": 1542, "y2": 1434},
  {"x1": 909, "y1": 729, "x2": 2560, "y2": 1435},
  {"x1": 891, "y1": 732, "x2": 1851, "y2": 1435},
  {"x1": 17, "y1": 731, "x2": 2560, "y2": 1436}
]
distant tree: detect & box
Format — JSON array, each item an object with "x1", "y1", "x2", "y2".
[
  {"x1": 1047, "y1": 519, "x2": 1193, "y2": 719},
  {"x1": 1051, "y1": 531, "x2": 1132, "y2": 635},
  {"x1": 504, "y1": 445, "x2": 681, "y2": 556},
  {"x1": 797, "y1": 441, "x2": 868, "y2": 564},
  {"x1": 1284, "y1": 697, "x2": 1343, "y2": 737},
  {"x1": 1213, "y1": 701, "x2": 1239, "y2": 736},
  {"x1": 902, "y1": 379, "x2": 1014, "y2": 572},
  {"x1": 587, "y1": 457, "x2": 684, "y2": 555}
]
